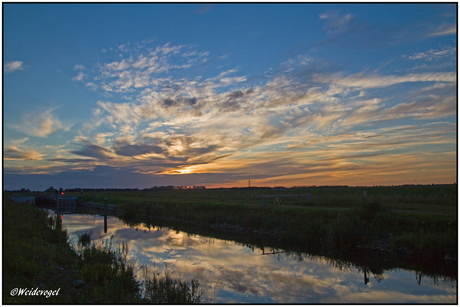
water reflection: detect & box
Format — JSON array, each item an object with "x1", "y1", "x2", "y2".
[{"x1": 61, "y1": 213, "x2": 456, "y2": 303}]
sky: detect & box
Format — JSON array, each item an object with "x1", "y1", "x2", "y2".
[{"x1": 3, "y1": 3, "x2": 457, "y2": 190}]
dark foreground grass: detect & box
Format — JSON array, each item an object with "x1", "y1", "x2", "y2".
[{"x1": 2, "y1": 198, "x2": 202, "y2": 304}]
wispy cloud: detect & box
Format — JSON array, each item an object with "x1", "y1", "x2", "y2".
[
  {"x1": 3, "y1": 138, "x2": 44, "y2": 161},
  {"x1": 89, "y1": 43, "x2": 202, "y2": 94},
  {"x1": 4, "y1": 61, "x2": 25, "y2": 73},
  {"x1": 319, "y1": 11, "x2": 355, "y2": 34},
  {"x1": 315, "y1": 72, "x2": 456, "y2": 89},
  {"x1": 427, "y1": 24, "x2": 456, "y2": 37},
  {"x1": 406, "y1": 46, "x2": 456, "y2": 61},
  {"x1": 11, "y1": 108, "x2": 69, "y2": 138},
  {"x1": 4, "y1": 147, "x2": 44, "y2": 161}
]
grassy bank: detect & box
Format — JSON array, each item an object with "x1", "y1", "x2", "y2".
[
  {"x1": 2, "y1": 198, "x2": 202, "y2": 304},
  {"x1": 75, "y1": 185, "x2": 457, "y2": 261}
]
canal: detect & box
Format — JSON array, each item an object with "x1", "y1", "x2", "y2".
[{"x1": 59, "y1": 212, "x2": 456, "y2": 303}]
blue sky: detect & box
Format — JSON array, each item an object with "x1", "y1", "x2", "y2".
[{"x1": 3, "y1": 3, "x2": 457, "y2": 190}]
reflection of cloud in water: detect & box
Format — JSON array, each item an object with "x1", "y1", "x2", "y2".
[
  {"x1": 62, "y1": 214, "x2": 456, "y2": 303},
  {"x1": 329, "y1": 290, "x2": 456, "y2": 304}
]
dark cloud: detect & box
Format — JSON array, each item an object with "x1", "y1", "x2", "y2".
[
  {"x1": 227, "y1": 90, "x2": 244, "y2": 100},
  {"x1": 48, "y1": 158, "x2": 97, "y2": 163},
  {"x1": 71, "y1": 143, "x2": 112, "y2": 160},
  {"x1": 221, "y1": 88, "x2": 255, "y2": 111},
  {"x1": 162, "y1": 96, "x2": 198, "y2": 107},
  {"x1": 3, "y1": 148, "x2": 40, "y2": 160},
  {"x1": 113, "y1": 140, "x2": 164, "y2": 157}
]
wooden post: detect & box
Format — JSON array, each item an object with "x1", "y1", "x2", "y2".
[
  {"x1": 362, "y1": 191, "x2": 366, "y2": 206},
  {"x1": 104, "y1": 198, "x2": 108, "y2": 233}
]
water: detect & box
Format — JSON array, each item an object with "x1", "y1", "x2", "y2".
[{"x1": 60, "y1": 213, "x2": 456, "y2": 303}]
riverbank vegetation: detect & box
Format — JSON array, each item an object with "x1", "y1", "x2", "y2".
[
  {"x1": 2, "y1": 198, "x2": 202, "y2": 304},
  {"x1": 71, "y1": 185, "x2": 457, "y2": 262}
]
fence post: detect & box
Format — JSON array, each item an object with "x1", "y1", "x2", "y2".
[{"x1": 104, "y1": 198, "x2": 108, "y2": 233}]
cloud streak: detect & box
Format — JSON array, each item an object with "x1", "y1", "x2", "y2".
[{"x1": 10, "y1": 108, "x2": 69, "y2": 138}]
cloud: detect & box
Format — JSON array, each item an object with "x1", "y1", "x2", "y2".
[
  {"x1": 79, "y1": 43, "x2": 456, "y2": 181},
  {"x1": 74, "y1": 64, "x2": 86, "y2": 70},
  {"x1": 315, "y1": 72, "x2": 456, "y2": 89},
  {"x1": 113, "y1": 140, "x2": 164, "y2": 157},
  {"x1": 319, "y1": 11, "x2": 355, "y2": 34},
  {"x1": 78, "y1": 42, "x2": 209, "y2": 94},
  {"x1": 3, "y1": 138, "x2": 42, "y2": 161},
  {"x1": 11, "y1": 40, "x2": 454, "y2": 188},
  {"x1": 427, "y1": 24, "x2": 456, "y2": 37},
  {"x1": 70, "y1": 141, "x2": 113, "y2": 160},
  {"x1": 72, "y1": 71, "x2": 87, "y2": 81},
  {"x1": 4, "y1": 61, "x2": 25, "y2": 73},
  {"x1": 85, "y1": 82, "x2": 98, "y2": 91},
  {"x1": 406, "y1": 46, "x2": 456, "y2": 61},
  {"x1": 11, "y1": 108, "x2": 68, "y2": 137},
  {"x1": 3, "y1": 147, "x2": 43, "y2": 161},
  {"x1": 382, "y1": 94, "x2": 456, "y2": 120}
]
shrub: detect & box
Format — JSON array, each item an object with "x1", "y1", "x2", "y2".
[
  {"x1": 141, "y1": 272, "x2": 202, "y2": 304},
  {"x1": 326, "y1": 200, "x2": 397, "y2": 254},
  {"x1": 75, "y1": 237, "x2": 140, "y2": 302}
]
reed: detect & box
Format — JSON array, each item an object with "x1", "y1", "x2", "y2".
[{"x1": 2, "y1": 198, "x2": 202, "y2": 304}]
